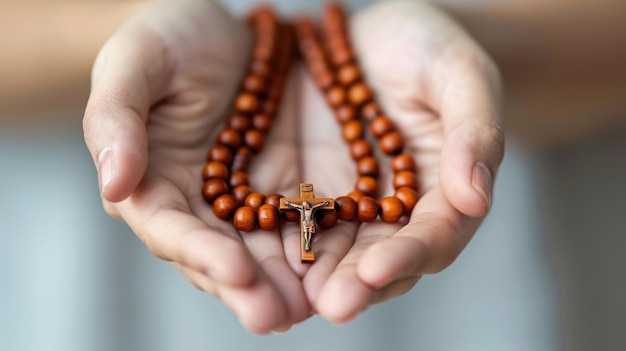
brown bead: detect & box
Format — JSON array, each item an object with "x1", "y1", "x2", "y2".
[
  {"x1": 253, "y1": 45, "x2": 273, "y2": 61},
  {"x1": 228, "y1": 114, "x2": 252, "y2": 132},
  {"x1": 262, "y1": 99, "x2": 278, "y2": 117},
  {"x1": 342, "y1": 120, "x2": 364, "y2": 143},
  {"x1": 380, "y1": 131, "x2": 405, "y2": 155},
  {"x1": 316, "y1": 211, "x2": 337, "y2": 229},
  {"x1": 315, "y1": 70, "x2": 335, "y2": 90},
  {"x1": 393, "y1": 170, "x2": 418, "y2": 190},
  {"x1": 231, "y1": 147, "x2": 252, "y2": 172},
  {"x1": 231, "y1": 185, "x2": 252, "y2": 205},
  {"x1": 326, "y1": 85, "x2": 346, "y2": 108},
  {"x1": 335, "y1": 104, "x2": 356, "y2": 124},
  {"x1": 202, "y1": 179, "x2": 229, "y2": 203},
  {"x1": 264, "y1": 193, "x2": 283, "y2": 208},
  {"x1": 357, "y1": 156, "x2": 379, "y2": 177},
  {"x1": 244, "y1": 192, "x2": 266, "y2": 210},
  {"x1": 379, "y1": 197, "x2": 404, "y2": 223},
  {"x1": 355, "y1": 176, "x2": 378, "y2": 197},
  {"x1": 235, "y1": 93, "x2": 260, "y2": 113},
  {"x1": 229, "y1": 171, "x2": 249, "y2": 188},
  {"x1": 361, "y1": 102, "x2": 380, "y2": 121},
  {"x1": 244, "y1": 129, "x2": 265, "y2": 152},
  {"x1": 394, "y1": 187, "x2": 419, "y2": 215},
  {"x1": 347, "y1": 190, "x2": 365, "y2": 202},
  {"x1": 213, "y1": 194, "x2": 239, "y2": 220},
  {"x1": 207, "y1": 145, "x2": 233, "y2": 166},
  {"x1": 349, "y1": 139, "x2": 373, "y2": 160},
  {"x1": 283, "y1": 210, "x2": 300, "y2": 222},
  {"x1": 331, "y1": 47, "x2": 354, "y2": 66},
  {"x1": 337, "y1": 64, "x2": 361, "y2": 86},
  {"x1": 257, "y1": 204, "x2": 279, "y2": 230},
  {"x1": 357, "y1": 196, "x2": 378, "y2": 222},
  {"x1": 347, "y1": 83, "x2": 371, "y2": 106},
  {"x1": 202, "y1": 161, "x2": 229, "y2": 181},
  {"x1": 250, "y1": 60, "x2": 271, "y2": 77},
  {"x1": 217, "y1": 128, "x2": 243, "y2": 150},
  {"x1": 369, "y1": 116, "x2": 395, "y2": 138},
  {"x1": 233, "y1": 206, "x2": 257, "y2": 232},
  {"x1": 335, "y1": 196, "x2": 357, "y2": 221},
  {"x1": 243, "y1": 74, "x2": 266, "y2": 94},
  {"x1": 252, "y1": 114, "x2": 272, "y2": 134},
  {"x1": 391, "y1": 153, "x2": 416, "y2": 172}
]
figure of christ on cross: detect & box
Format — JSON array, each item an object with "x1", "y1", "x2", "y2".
[{"x1": 279, "y1": 183, "x2": 335, "y2": 263}]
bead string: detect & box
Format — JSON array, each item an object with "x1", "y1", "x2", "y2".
[{"x1": 201, "y1": 4, "x2": 419, "y2": 232}]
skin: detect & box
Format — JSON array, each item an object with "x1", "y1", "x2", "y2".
[{"x1": 83, "y1": 0, "x2": 503, "y2": 333}]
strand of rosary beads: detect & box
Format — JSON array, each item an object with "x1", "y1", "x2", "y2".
[{"x1": 201, "y1": 5, "x2": 419, "y2": 232}]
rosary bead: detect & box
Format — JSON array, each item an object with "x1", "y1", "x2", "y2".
[
  {"x1": 283, "y1": 210, "x2": 300, "y2": 222},
  {"x1": 380, "y1": 131, "x2": 405, "y2": 155},
  {"x1": 252, "y1": 114, "x2": 272, "y2": 134},
  {"x1": 232, "y1": 185, "x2": 252, "y2": 205},
  {"x1": 250, "y1": 60, "x2": 271, "y2": 77},
  {"x1": 233, "y1": 206, "x2": 258, "y2": 232},
  {"x1": 357, "y1": 156, "x2": 379, "y2": 177},
  {"x1": 257, "y1": 204, "x2": 279, "y2": 230},
  {"x1": 335, "y1": 196, "x2": 357, "y2": 221},
  {"x1": 331, "y1": 47, "x2": 354, "y2": 66},
  {"x1": 355, "y1": 176, "x2": 378, "y2": 197},
  {"x1": 394, "y1": 187, "x2": 418, "y2": 215},
  {"x1": 393, "y1": 170, "x2": 418, "y2": 190},
  {"x1": 228, "y1": 114, "x2": 252, "y2": 132},
  {"x1": 244, "y1": 129, "x2": 265, "y2": 152},
  {"x1": 379, "y1": 196, "x2": 404, "y2": 223},
  {"x1": 202, "y1": 179, "x2": 229, "y2": 203},
  {"x1": 235, "y1": 93, "x2": 260, "y2": 113},
  {"x1": 315, "y1": 70, "x2": 335, "y2": 90},
  {"x1": 347, "y1": 82, "x2": 372, "y2": 106},
  {"x1": 231, "y1": 147, "x2": 252, "y2": 172},
  {"x1": 213, "y1": 194, "x2": 239, "y2": 220},
  {"x1": 207, "y1": 145, "x2": 234, "y2": 166},
  {"x1": 369, "y1": 116, "x2": 395, "y2": 138},
  {"x1": 342, "y1": 120, "x2": 364, "y2": 143},
  {"x1": 253, "y1": 45, "x2": 274, "y2": 62},
  {"x1": 243, "y1": 74, "x2": 267, "y2": 94},
  {"x1": 349, "y1": 139, "x2": 373, "y2": 160},
  {"x1": 326, "y1": 85, "x2": 346, "y2": 108},
  {"x1": 317, "y1": 211, "x2": 337, "y2": 229},
  {"x1": 334, "y1": 104, "x2": 357, "y2": 124},
  {"x1": 229, "y1": 171, "x2": 249, "y2": 188},
  {"x1": 244, "y1": 192, "x2": 266, "y2": 209},
  {"x1": 357, "y1": 196, "x2": 379, "y2": 222},
  {"x1": 347, "y1": 190, "x2": 365, "y2": 202},
  {"x1": 202, "y1": 161, "x2": 229, "y2": 181},
  {"x1": 264, "y1": 193, "x2": 283, "y2": 208},
  {"x1": 217, "y1": 128, "x2": 243, "y2": 150},
  {"x1": 337, "y1": 64, "x2": 361, "y2": 86},
  {"x1": 391, "y1": 153, "x2": 416, "y2": 172},
  {"x1": 361, "y1": 102, "x2": 380, "y2": 121}
]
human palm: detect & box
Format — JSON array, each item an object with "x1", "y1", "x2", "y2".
[{"x1": 84, "y1": 0, "x2": 503, "y2": 333}]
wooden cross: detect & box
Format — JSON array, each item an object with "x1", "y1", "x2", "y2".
[{"x1": 279, "y1": 183, "x2": 335, "y2": 263}]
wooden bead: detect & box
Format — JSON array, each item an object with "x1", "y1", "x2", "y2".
[
  {"x1": 337, "y1": 64, "x2": 361, "y2": 86},
  {"x1": 244, "y1": 192, "x2": 266, "y2": 209},
  {"x1": 207, "y1": 145, "x2": 233, "y2": 166},
  {"x1": 253, "y1": 45, "x2": 273, "y2": 61},
  {"x1": 355, "y1": 176, "x2": 378, "y2": 197},
  {"x1": 393, "y1": 170, "x2": 418, "y2": 190},
  {"x1": 231, "y1": 147, "x2": 252, "y2": 172},
  {"x1": 349, "y1": 139, "x2": 373, "y2": 160},
  {"x1": 202, "y1": 161, "x2": 229, "y2": 181},
  {"x1": 233, "y1": 206, "x2": 257, "y2": 232},
  {"x1": 347, "y1": 82, "x2": 371, "y2": 106},
  {"x1": 326, "y1": 85, "x2": 346, "y2": 108},
  {"x1": 347, "y1": 190, "x2": 365, "y2": 202},
  {"x1": 369, "y1": 116, "x2": 395, "y2": 138},
  {"x1": 341, "y1": 120, "x2": 364, "y2": 143},
  {"x1": 380, "y1": 131, "x2": 405, "y2": 155},
  {"x1": 213, "y1": 194, "x2": 239, "y2": 220},
  {"x1": 250, "y1": 60, "x2": 271, "y2": 77},
  {"x1": 379, "y1": 196, "x2": 404, "y2": 223},
  {"x1": 283, "y1": 210, "x2": 300, "y2": 222},
  {"x1": 243, "y1": 74, "x2": 266, "y2": 94},
  {"x1": 394, "y1": 187, "x2": 419, "y2": 215},
  {"x1": 264, "y1": 193, "x2": 283, "y2": 208},
  {"x1": 391, "y1": 153, "x2": 416, "y2": 172},
  {"x1": 244, "y1": 129, "x2": 265, "y2": 152},
  {"x1": 228, "y1": 114, "x2": 252, "y2": 132},
  {"x1": 357, "y1": 196, "x2": 378, "y2": 222},
  {"x1": 334, "y1": 104, "x2": 356, "y2": 124},
  {"x1": 257, "y1": 204, "x2": 279, "y2": 230},
  {"x1": 252, "y1": 114, "x2": 272, "y2": 134},
  {"x1": 217, "y1": 128, "x2": 242, "y2": 149},
  {"x1": 232, "y1": 185, "x2": 252, "y2": 204},
  {"x1": 202, "y1": 179, "x2": 229, "y2": 203},
  {"x1": 229, "y1": 171, "x2": 249, "y2": 188},
  {"x1": 361, "y1": 102, "x2": 380, "y2": 121},
  {"x1": 315, "y1": 70, "x2": 335, "y2": 90},
  {"x1": 356, "y1": 156, "x2": 379, "y2": 177},
  {"x1": 331, "y1": 47, "x2": 354, "y2": 66},
  {"x1": 316, "y1": 211, "x2": 337, "y2": 229},
  {"x1": 335, "y1": 196, "x2": 357, "y2": 221},
  {"x1": 235, "y1": 93, "x2": 260, "y2": 113}
]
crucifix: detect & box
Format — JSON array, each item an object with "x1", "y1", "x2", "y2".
[{"x1": 279, "y1": 183, "x2": 335, "y2": 263}]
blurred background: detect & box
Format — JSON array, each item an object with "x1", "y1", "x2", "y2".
[{"x1": 1, "y1": 0, "x2": 624, "y2": 350}]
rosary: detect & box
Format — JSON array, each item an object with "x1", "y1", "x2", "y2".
[{"x1": 201, "y1": 4, "x2": 419, "y2": 263}]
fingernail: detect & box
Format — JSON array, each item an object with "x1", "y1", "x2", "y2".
[
  {"x1": 472, "y1": 162, "x2": 492, "y2": 208},
  {"x1": 98, "y1": 147, "x2": 115, "y2": 192}
]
